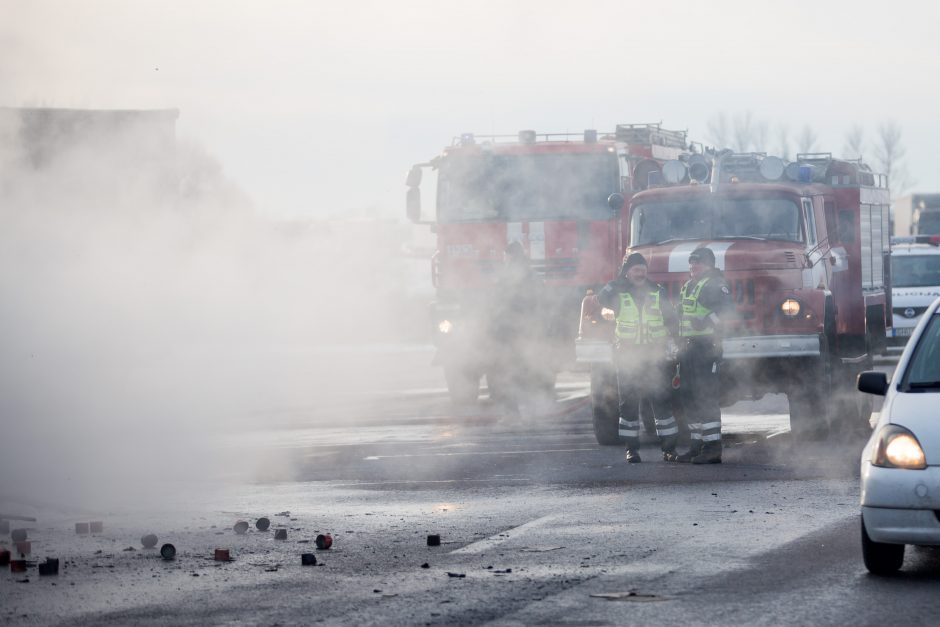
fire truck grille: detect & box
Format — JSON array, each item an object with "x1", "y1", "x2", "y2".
[{"x1": 531, "y1": 258, "x2": 579, "y2": 278}]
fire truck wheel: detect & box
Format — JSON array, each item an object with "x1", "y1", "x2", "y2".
[
  {"x1": 590, "y1": 366, "x2": 622, "y2": 446},
  {"x1": 787, "y1": 357, "x2": 830, "y2": 441},
  {"x1": 444, "y1": 365, "x2": 480, "y2": 405}
]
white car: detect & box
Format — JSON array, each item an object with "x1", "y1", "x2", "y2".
[
  {"x1": 858, "y1": 295, "x2": 940, "y2": 574},
  {"x1": 887, "y1": 241, "x2": 940, "y2": 350}
]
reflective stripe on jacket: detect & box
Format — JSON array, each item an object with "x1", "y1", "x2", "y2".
[
  {"x1": 679, "y1": 276, "x2": 714, "y2": 337},
  {"x1": 615, "y1": 290, "x2": 668, "y2": 344}
]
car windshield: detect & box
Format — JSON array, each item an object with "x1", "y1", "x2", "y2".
[
  {"x1": 436, "y1": 152, "x2": 619, "y2": 222},
  {"x1": 630, "y1": 198, "x2": 802, "y2": 246},
  {"x1": 892, "y1": 254, "x2": 940, "y2": 288},
  {"x1": 903, "y1": 314, "x2": 940, "y2": 390}
]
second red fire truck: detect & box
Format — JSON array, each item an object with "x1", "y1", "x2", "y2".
[{"x1": 578, "y1": 151, "x2": 891, "y2": 442}]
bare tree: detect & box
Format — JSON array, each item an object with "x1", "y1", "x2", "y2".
[
  {"x1": 796, "y1": 125, "x2": 818, "y2": 154},
  {"x1": 843, "y1": 124, "x2": 865, "y2": 161},
  {"x1": 775, "y1": 123, "x2": 791, "y2": 160},
  {"x1": 873, "y1": 120, "x2": 913, "y2": 195},
  {"x1": 706, "y1": 112, "x2": 731, "y2": 149},
  {"x1": 732, "y1": 111, "x2": 755, "y2": 152}
]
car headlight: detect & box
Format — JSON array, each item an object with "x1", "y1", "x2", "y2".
[
  {"x1": 601, "y1": 307, "x2": 615, "y2": 321},
  {"x1": 781, "y1": 298, "x2": 801, "y2": 317},
  {"x1": 872, "y1": 425, "x2": 927, "y2": 469},
  {"x1": 438, "y1": 319, "x2": 454, "y2": 334}
]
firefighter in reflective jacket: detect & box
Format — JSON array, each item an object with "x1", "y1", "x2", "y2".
[
  {"x1": 676, "y1": 246, "x2": 733, "y2": 464},
  {"x1": 598, "y1": 252, "x2": 681, "y2": 463}
]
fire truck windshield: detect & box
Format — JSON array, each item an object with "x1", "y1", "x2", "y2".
[
  {"x1": 436, "y1": 152, "x2": 619, "y2": 222},
  {"x1": 630, "y1": 198, "x2": 803, "y2": 246}
]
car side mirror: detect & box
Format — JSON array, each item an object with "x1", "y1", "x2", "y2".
[{"x1": 857, "y1": 371, "x2": 889, "y2": 396}]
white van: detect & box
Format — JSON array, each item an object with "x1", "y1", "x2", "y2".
[{"x1": 888, "y1": 240, "x2": 940, "y2": 350}]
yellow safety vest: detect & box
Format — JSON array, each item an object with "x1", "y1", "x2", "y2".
[
  {"x1": 679, "y1": 276, "x2": 715, "y2": 337},
  {"x1": 615, "y1": 290, "x2": 668, "y2": 344}
]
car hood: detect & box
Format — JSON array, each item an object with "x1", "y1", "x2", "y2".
[{"x1": 887, "y1": 393, "x2": 940, "y2": 465}]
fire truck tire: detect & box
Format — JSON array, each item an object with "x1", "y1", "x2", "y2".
[
  {"x1": 445, "y1": 365, "x2": 480, "y2": 405},
  {"x1": 788, "y1": 356, "x2": 830, "y2": 441},
  {"x1": 590, "y1": 366, "x2": 622, "y2": 446}
]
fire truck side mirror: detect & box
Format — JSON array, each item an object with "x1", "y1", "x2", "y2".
[
  {"x1": 607, "y1": 192, "x2": 625, "y2": 212},
  {"x1": 406, "y1": 187, "x2": 421, "y2": 222},
  {"x1": 406, "y1": 165, "x2": 423, "y2": 188}
]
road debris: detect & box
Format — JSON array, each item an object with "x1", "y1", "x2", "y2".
[
  {"x1": 233, "y1": 521, "x2": 249, "y2": 535},
  {"x1": 274, "y1": 529, "x2": 288, "y2": 540},
  {"x1": 16, "y1": 541, "x2": 31, "y2": 556},
  {"x1": 11, "y1": 528, "x2": 28, "y2": 542},
  {"x1": 89, "y1": 522, "x2": 104, "y2": 533},
  {"x1": 426, "y1": 534, "x2": 441, "y2": 547},
  {"x1": 256, "y1": 518, "x2": 271, "y2": 531},
  {"x1": 315, "y1": 533, "x2": 332, "y2": 550},
  {"x1": 446, "y1": 572, "x2": 466, "y2": 578},
  {"x1": 10, "y1": 559, "x2": 27, "y2": 572},
  {"x1": 75, "y1": 523, "x2": 90, "y2": 534},
  {"x1": 160, "y1": 544, "x2": 176, "y2": 560},
  {"x1": 214, "y1": 549, "x2": 231, "y2": 562},
  {"x1": 421, "y1": 563, "x2": 429, "y2": 569},
  {"x1": 141, "y1": 534, "x2": 159, "y2": 549},
  {"x1": 301, "y1": 553, "x2": 317, "y2": 566},
  {"x1": 0, "y1": 549, "x2": 9, "y2": 566},
  {"x1": 38, "y1": 558, "x2": 59, "y2": 576}
]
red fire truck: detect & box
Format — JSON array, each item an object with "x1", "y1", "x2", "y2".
[
  {"x1": 578, "y1": 152, "x2": 891, "y2": 443},
  {"x1": 405, "y1": 124, "x2": 689, "y2": 403}
]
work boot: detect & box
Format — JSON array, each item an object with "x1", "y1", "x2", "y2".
[
  {"x1": 660, "y1": 435, "x2": 679, "y2": 462},
  {"x1": 691, "y1": 443, "x2": 722, "y2": 464},
  {"x1": 624, "y1": 448, "x2": 642, "y2": 464},
  {"x1": 676, "y1": 443, "x2": 702, "y2": 463}
]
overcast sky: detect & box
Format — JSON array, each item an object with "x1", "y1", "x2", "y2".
[{"x1": 2, "y1": 0, "x2": 938, "y2": 218}]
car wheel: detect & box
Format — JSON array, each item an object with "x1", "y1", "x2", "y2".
[
  {"x1": 861, "y1": 516, "x2": 904, "y2": 575},
  {"x1": 590, "y1": 365, "x2": 622, "y2": 446}
]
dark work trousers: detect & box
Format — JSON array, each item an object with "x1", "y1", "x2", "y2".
[
  {"x1": 614, "y1": 347, "x2": 679, "y2": 451},
  {"x1": 679, "y1": 337, "x2": 722, "y2": 448}
]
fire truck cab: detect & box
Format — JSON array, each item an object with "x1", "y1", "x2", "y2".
[
  {"x1": 406, "y1": 124, "x2": 689, "y2": 404},
  {"x1": 578, "y1": 152, "x2": 891, "y2": 442}
]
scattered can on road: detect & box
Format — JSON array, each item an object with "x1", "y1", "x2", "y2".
[
  {"x1": 75, "y1": 522, "x2": 90, "y2": 534},
  {"x1": 256, "y1": 518, "x2": 270, "y2": 531},
  {"x1": 233, "y1": 521, "x2": 249, "y2": 535},
  {"x1": 301, "y1": 553, "x2": 317, "y2": 566},
  {"x1": 11, "y1": 528, "x2": 27, "y2": 542},
  {"x1": 315, "y1": 534, "x2": 332, "y2": 550},
  {"x1": 214, "y1": 549, "x2": 231, "y2": 561},
  {"x1": 38, "y1": 558, "x2": 59, "y2": 576},
  {"x1": 427, "y1": 534, "x2": 441, "y2": 547},
  {"x1": 274, "y1": 529, "x2": 288, "y2": 540},
  {"x1": 160, "y1": 543, "x2": 176, "y2": 560},
  {"x1": 141, "y1": 534, "x2": 159, "y2": 549}
]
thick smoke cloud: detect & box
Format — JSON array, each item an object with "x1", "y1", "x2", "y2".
[{"x1": 0, "y1": 109, "x2": 425, "y2": 510}]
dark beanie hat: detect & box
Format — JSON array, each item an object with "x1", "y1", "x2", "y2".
[
  {"x1": 689, "y1": 246, "x2": 716, "y2": 266},
  {"x1": 622, "y1": 252, "x2": 648, "y2": 272}
]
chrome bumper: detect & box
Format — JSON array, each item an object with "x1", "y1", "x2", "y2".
[
  {"x1": 721, "y1": 334, "x2": 821, "y2": 359},
  {"x1": 576, "y1": 334, "x2": 822, "y2": 364},
  {"x1": 575, "y1": 340, "x2": 613, "y2": 364}
]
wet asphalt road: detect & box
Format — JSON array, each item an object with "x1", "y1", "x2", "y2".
[{"x1": 4, "y1": 347, "x2": 939, "y2": 626}]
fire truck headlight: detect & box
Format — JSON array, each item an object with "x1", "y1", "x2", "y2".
[
  {"x1": 781, "y1": 298, "x2": 801, "y2": 317},
  {"x1": 438, "y1": 319, "x2": 454, "y2": 334},
  {"x1": 601, "y1": 308, "x2": 615, "y2": 321}
]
